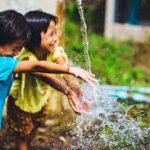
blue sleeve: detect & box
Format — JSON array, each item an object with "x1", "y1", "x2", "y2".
[{"x1": 0, "y1": 57, "x2": 19, "y2": 81}]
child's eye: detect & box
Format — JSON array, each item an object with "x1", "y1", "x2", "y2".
[
  {"x1": 48, "y1": 31, "x2": 57, "y2": 37},
  {"x1": 13, "y1": 46, "x2": 22, "y2": 51},
  {"x1": 50, "y1": 33, "x2": 55, "y2": 36}
]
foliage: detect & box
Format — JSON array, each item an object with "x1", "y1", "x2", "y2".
[
  {"x1": 65, "y1": 0, "x2": 150, "y2": 86},
  {"x1": 65, "y1": 2, "x2": 150, "y2": 149}
]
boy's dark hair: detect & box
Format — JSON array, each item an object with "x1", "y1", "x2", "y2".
[
  {"x1": 0, "y1": 10, "x2": 30, "y2": 45},
  {"x1": 24, "y1": 10, "x2": 58, "y2": 50}
]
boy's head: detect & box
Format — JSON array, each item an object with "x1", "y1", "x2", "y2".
[
  {"x1": 0, "y1": 10, "x2": 30, "y2": 56},
  {"x1": 24, "y1": 10, "x2": 58, "y2": 52}
]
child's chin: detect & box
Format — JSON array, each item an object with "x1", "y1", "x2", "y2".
[
  {"x1": 48, "y1": 48, "x2": 55, "y2": 53},
  {"x1": 49, "y1": 46, "x2": 55, "y2": 52}
]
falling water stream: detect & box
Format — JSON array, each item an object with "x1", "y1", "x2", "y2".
[
  {"x1": 72, "y1": 0, "x2": 150, "y2": 149},
  {"x1": 77, "y1": 0, "x2": 91, "y2": 73}
]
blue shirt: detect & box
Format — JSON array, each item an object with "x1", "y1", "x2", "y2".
[{"x1": 0, "y1": 56, "x2": 19, "y2": 128}]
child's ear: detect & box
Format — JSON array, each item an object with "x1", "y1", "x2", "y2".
[{"x1": 41, "y1": 31, "x2": 45, "y2": 38}]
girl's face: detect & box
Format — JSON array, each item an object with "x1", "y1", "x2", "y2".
[{"x1": 40, "y1": 20, "x2": 57, "y2": 53}]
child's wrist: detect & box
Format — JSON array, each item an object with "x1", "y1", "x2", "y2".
[
  {"x1": 68, "y1": 67, "x2": 78, "y2": 77},
  {"x1": 64, "y1": 87, "x2": 71, "y2": 96},
  {"x1": 68, "y1": 67, "x2": 71, "y2": 74}
]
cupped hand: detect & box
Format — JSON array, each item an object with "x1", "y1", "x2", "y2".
[
  {"x1": 67, "y1": 90, "x2": 92, "y2": 114},
  {"x1": 67, "y1": 90, "x2": 81, "y2": 114}
]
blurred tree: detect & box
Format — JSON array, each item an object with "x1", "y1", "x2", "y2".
[{"x1": 56, "y1": 0, "x2": 65, "y2": 47}]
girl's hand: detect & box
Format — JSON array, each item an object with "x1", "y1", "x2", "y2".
[
  {"x1": 71, "y1": 87, "x2": 81, "y2": 96},
  {"x1": 67, "y1": 90, "x2": 92, "y2": 114},
  {"x1": 78, "y1": 98, "x2": 92, "y2": 113},
  {"x1": 67, "y1": 90, "x2": 81, "y2": 114}
]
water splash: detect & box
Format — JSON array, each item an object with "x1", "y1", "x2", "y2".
[
  {"x1": 77, "y1": 0, "x2": 82, "y2": 5},
  {"x1": 75, "y1": 1, "x2": 149, "y2": 149},
  {"x1": 70, "y1": 83, "x2": 149, "y2": 149},
  {"x1": 76, "y1": 0, "x2": 92, "y2": 73}
]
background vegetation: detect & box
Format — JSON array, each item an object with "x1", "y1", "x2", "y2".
[{"x1": 65, "y1": 0, "x2": 150, "y2": 86}]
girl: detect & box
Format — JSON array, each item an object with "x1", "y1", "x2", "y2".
[{"x1": 7, "y1": 10, "x2": 93, "y2": 150}]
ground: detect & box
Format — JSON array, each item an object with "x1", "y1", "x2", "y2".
[{"x1": 0, "y1": 118, "x2": 71, "y2": 150}]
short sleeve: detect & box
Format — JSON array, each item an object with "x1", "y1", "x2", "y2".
[
  {"x1": 52, "y1": 47, "x2": 68, "y2": 63},
  {"x1": 0, "y1": 56, "x2": 19, "y2": 81}
]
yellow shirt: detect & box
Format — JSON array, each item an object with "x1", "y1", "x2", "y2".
[{"x1": 10, "y1": 47, "x2": 68, "y2": 113}]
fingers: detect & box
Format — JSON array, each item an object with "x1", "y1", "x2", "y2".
[
  {"x1": 81, "y1": 76, "x2": 97, "y2": 87},
  {"x1": 82, "y1": 101, "x2": 92, "y2": 111},
  {"x1": 77, "y1": 71, "x2": 98, "y2": 86},
  {"x1": 69, "y1": 67, "x2": 98, "y2": 85},
  {"x1": 69, "y1": 99, "x2": 92, "y2": 114},
  {"x1": 85, "y1": 79, "x2": 95, "y2": 87},
  {"x1": 67, "y1": 95, "x2": 81, "y2": 114},
  {"x1": 90, "y1": 73, "x2": 95, "y2": 77},
  {"x1": 69, "y1": 101, "x2": 81, "y2": 115},
  {"x1": 87, "y1": 76, "x2": 98, "y2": 84},
  {"x1": 85, "y1": 72, "x2": 98, "y2": 83}
]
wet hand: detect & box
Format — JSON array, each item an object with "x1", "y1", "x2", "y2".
[
  {"x1": 67, "y1": 90, "x2": 82, "y2": 114},
  {"x1": 71, "y1": 87, "x2": 81, "y2": 96},
  {"x1": 67, "y1": 90, "x2": 92, "y2": 114},
  {"x1": 77, "y1": 96, "x2": 92, "y2": 114},
  {"x1": 69, "y1": 67, "x2": 97, "y2": 87}
]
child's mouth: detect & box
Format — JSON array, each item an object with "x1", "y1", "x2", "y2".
[{"x1": 51, "y1": 43, "x2": 56, "y2": 48}]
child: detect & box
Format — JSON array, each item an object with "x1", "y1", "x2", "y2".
[
  {"x1": 25, "y1": 11, "x2": 87, "y2": 134},
  {"x1": 6, "y1": 10, "x2": 93, "y2": 150},
  {"x1": 0, "y1": 9, "x2": 95, "y2": 129},
  {"x1": 24, "y1": 10, "x2": 86, "y2": 134}
]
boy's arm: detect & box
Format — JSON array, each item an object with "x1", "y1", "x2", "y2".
[
  {"x1": 13, "y1": 60, "x2": 97, "y2": 86},
  {"x1": 14, "y1": 60, "x2": 69, "y2": 74}
]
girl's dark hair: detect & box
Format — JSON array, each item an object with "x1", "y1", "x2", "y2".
[
  {"x1": 24, "y1": 10, "x2": 58, "y2": 50},
  {"x1": 0, "y1": 10, "x2": 30, "y2": 45}
]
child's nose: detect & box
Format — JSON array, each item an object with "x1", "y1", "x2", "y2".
[
  {"x1": 54, "y1": 35, "x2": 58, "y2": 42},
  {"x1": 14, "y1": 50, "x2": 20, "y2": 56}
]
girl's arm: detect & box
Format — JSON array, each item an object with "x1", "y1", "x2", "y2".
[
  {"x1": 55, "y1": 56, "x2": 81, "y2": 94},
  {"x1": 32, "y1": 72, "x2": 70, "y2": 95},
  {"x1": 31, "y1": 72, "x2": 81, "y2": 114},
  {"x1": 55, "y1": 56, "x2": 92, "y2": 112}
]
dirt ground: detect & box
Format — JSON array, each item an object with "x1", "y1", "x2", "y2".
[
  {"x1": 0, "y1": 128, "x2": 71, "y2": 150},
  {"x1": 0, "y1": 129, "x2": 73, "y2": 150},
  {"x1": 0, "y1": 118, "x2": 73, "y2": 150}
]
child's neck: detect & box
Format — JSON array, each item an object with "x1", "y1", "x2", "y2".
[
  {"x1": 34, "y1": 47, "x2": 47, "y2": 60},
  {"x1": 0, "y1": 46, "x2": 6, "y2": 56},
  {"x1": 0, "y1": 46, "x2": 4, "y2": 55}
]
